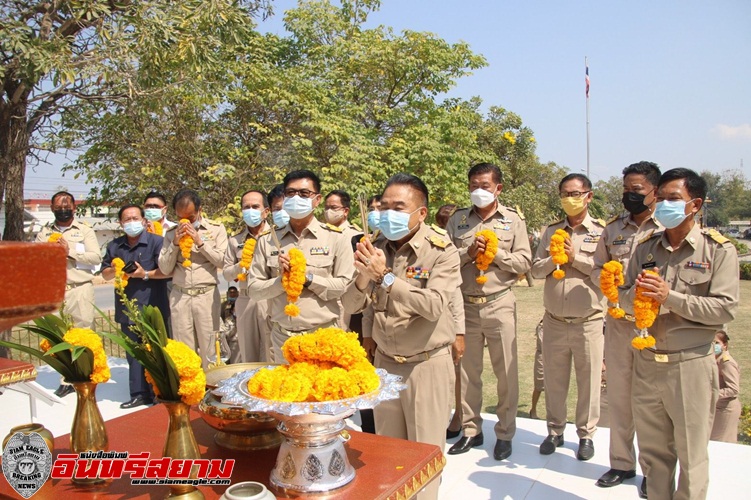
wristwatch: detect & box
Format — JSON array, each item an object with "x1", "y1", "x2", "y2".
[
  {"x1": 304, "y1": 272, "x2": 314, "y2": 287},
  {"x1": 380, "y1": 272, "x2": 396, "y2": 290},
  {"x1": 143, "y1": 271, "x2": 150, "y2": 281}
]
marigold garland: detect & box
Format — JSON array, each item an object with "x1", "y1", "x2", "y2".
[
  {"x1": 178, "y1": 218, "x2": 193, "y2": 268},
  {"x1": 111, "y1": 257, "x2": 129, "y2": 292},
  {"x1": 474, "y1": 229, "x2": 498, "y2": 285},
  {"x1": 147, "y1": 221, "x2": 163, "y2": 236},
  {"x1": 63, "y1": 328, "x2": 111, "y2": 384},
  {"x1": 600, "y1": 260, "x2": 626, "y2": 318},
  {"x1": 248, "y1": 328, "x2": 379, "y2": 402},
  {"x1": 237, "y1": 238, "x2": 257, "y2": 281},
  {"x1": 48, "y1": 232, "x2": 63, "y2": 243},
  {"x1": 282, "y1": 247, "x2": 306, "y2": 317},
  {"x1": 146, "y1": 339, "x2": 206, "y2": 405},
  {"x1": 550, "y1": 229, "x2": 569, "y2": 280},
  {"x1": 632, "y1": 269, "x2": 659, "y2": 350}
]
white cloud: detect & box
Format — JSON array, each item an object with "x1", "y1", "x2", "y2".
[{"x1": 713, "y1": 123, "x2": 751, "y2": 141}]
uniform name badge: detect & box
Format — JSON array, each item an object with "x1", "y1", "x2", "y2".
[
  {"x1": 654, "y1": 353, "x2": 669, "y2": 363},
  {"x1": 406, "y1": 266, "x2": 430, "y2": 279},
  {"x1": 310, "y1": 247, "x2": 330, "y2": 256},
  {"x1": 494, "y1": 221, "x2": 511, "y2": 231}
]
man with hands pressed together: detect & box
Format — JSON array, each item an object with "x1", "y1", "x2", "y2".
[
  {"x1": 342, "y1": 173, "x2": 460, "y2": 500},
  {"x1": 620, "y1": 168, "x2": 738, "y2": 500}
]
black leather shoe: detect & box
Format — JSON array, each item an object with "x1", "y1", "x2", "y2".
[
  {"x1": 539, "y1": 434, "x2": 564, "y2": 455},
  {"x1": 447, "y1": 433, "x2": 484, "y2": 455},
  {"x1": 596, "y1": 468, "x2": 636, "y2": 487},
  {"x1": 446, "y1": 428, "x2": 461, "y2": 440},
  {"x1": 493, "y1": 439, "x2": 512, "y2": 460},
  {"x1": 54, "y1": 384, "x2": 74, "y2": 398},
  {"x1": 640, "y1": 477, "x2": 647, "y2": 498},
  {"x1": 120, "y1": 395, "x2": 151, "y2": 409},
  {"x1": 577, "y1": 438, "x2": 595, "y2": 461}
]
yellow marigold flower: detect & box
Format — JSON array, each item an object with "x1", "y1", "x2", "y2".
[
  {"x1": 236, "y1": 239, "x2": 256, "y2": 281},
  {"x1": 474, "y1": 230, "x2": 498, "y2": 272},
  {"x1": 550, "y1": 229, "x2": 568, "y2": 279},
  {"x1": 111, "y1": 257, "x2": 129, "y2": 291},
  {"x1": 164, "y1": 339, "x2": 206, "y2": 405},
  {"x1": 634, "y1": 270, "x2": 660, "y2": 330},
  {"x1": 282, "y1": 248, "x2": 306, "y2": 317},
  {"x1": 600, "y1": 260, "x2": 625, "y2": 318},
  {"x1": 147, "y1": 221, "x2": 163, "y2": 236},
  {"x1": 552, "y1": 269, "x2": 565, "y2": 280},
  {"x1": 178, "y1": 219, "x2": 193, "y2": 268},
  {"x1": 48, "y1": 232, "x2": 63, "y2": 243},
  {"x1": 608, "y1": 307, "x2": 626, "y2": 319},
  {"x1": 39, "y1": 339, "x2": 52, "y2": 352},
  {"x1": 475, "y1": 275, "x2": 488, "y2": 284},
  {"x1": 63, "y1": 328, "x2": 111, "y2": 384}
]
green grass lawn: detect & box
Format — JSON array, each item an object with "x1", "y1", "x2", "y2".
[{"x1": 480, "y1": 279, "x2": 751, "y2": 422}]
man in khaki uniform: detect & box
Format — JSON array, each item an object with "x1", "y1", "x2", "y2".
[
  {"x1": 592, "y1": 161, "x2": 663, "y2": 489},
  {"x1": 445, "y1": 163, "x2": 531, "y2": 461},
  {"x1": 342, "y1": 173, "x2": 460, "y2": 500},
  {"x1": 248, "y1": 170, "x2": 355, "y2": 362},
  {"x1": 223, "y1": 190, "x2": 271, "y2": 363},
  {"x1": 620, "y1": 168, "x2": 739, "y2": 500},
  {"x1": 531, "y1": 173, "x2": 605, "y2": 461},
  {"x1": 36, "y1": 191, "x2": 102, "y2": 397},
  {"x1": 159, "y1": 188, "x2": 228, "y2": 370}
]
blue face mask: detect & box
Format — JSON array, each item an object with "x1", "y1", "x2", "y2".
[
  {"x1": 367, "y1": 211, "x2": 380, "y2": 231},
  {"x1": 123, "y1": 221, "x2": 145, "y2": 237},
  {"x1": 714, "y1": 344, "x2": 723, "y2": 356},
  {"x1": 227, "y1": 297, "x2": 237, "y2": 304},
  {"x1": 379, "y1": 209, "x2": 419, "y2": 241},
  {"x1": 242, "y1": 208, "x2": 264, "y2": 228},
  {"x1": 144, "y1": 208, "x2": 163, "y2": 222},
  {"x1": 273, "y1": 210, "x2": 290, "y2": 228},
  {"x1": 654, "y1": 199, "x2": 694, "y2": 229},
  {"x1": 283, "y1": 196, "x2": 314, "y2": 219}
]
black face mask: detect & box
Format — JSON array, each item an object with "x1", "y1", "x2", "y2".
[
  {"x1": 622, "y1": 192, "x2": 649, "y2": 215},
  {"x1": 53, "y1": 209, "x2": 74, "y2": 223}
]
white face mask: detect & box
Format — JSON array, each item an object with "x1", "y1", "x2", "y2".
[
  {"x1": 470, "y1": 188, "x2": 497, "y2": 209},
  {"x1": 283, "y1": 196, "x2": 314, "y2": 219}
]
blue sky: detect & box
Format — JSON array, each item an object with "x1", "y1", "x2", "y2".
[{"x1": 27, "y1": 0, "x2": 751, "y2": 196}]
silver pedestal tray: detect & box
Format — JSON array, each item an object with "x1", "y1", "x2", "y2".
[{"x1": 213, "y1": 367, "x2": 406, "y2": 494}]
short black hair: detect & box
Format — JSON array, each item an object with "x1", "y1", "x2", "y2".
[
  {"x1": 267, "y1": 184, "x2": 285, "y2": 207},
  {"x1": 622, "y1": 161, "x2": 661, "y2": 187},
  {"x1": 367, "y1": 195, "x2": 381, "y2": 207},
  {"x1": 435, "y1": 204, "x2": 457, "y2": 229},
  {"x1": 118, "y1": 204, "x2": 145, "y2": 220},
  {"x1": 227, "y1": 286, "x2": 238, "y2": 292},
  {"x1": 51, "y1": 191, "x2": 75, "y2": 206},
  {"x1": 325, "y1": 190, "x2": 351, "y2": 209},
  {"x1": 658, "y1": 168, "x2": 707, "y2": 201},
  {"x1": 468, "y1": 162, "x2": 503, "y2": 184},
  {"x1": 559, "y1": 173, "x2": 592, "y2": 192},
  {"x1": 143, "y1": 191, "x2": 168, "y2": 206},
  {"x1": 240, "y1": 190, "x2": 269, "y2": 209},
  {"x1": 384, "y1": 173, "x2": 429, "y2": 207},
  {"x1": 283, "y1": 170, "x2": 321, "y2": 194},
  {"x1": 173, "y1": 188, "x2": 201, "y2": 210}
]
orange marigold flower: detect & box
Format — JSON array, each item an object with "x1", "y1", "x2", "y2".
[
  {"x1": 147, "y1": 221, "x2": 163, "y2": 236},
  {"x1": 48, "y1": 232, "x2": 63, "y2": 243},
  {"x1": 282, "y1": 248, "x2": 306, "y2": 317},
  {"x1": 600, "y1": 260, "x2": 625, "y2": 318},
  {"x1": 178, "y1": 219, "x2": 193, "y2": 268},
  {"x1": 550, "y1": 229, "x2": 568, "y2": 279},
  {"x1": 236, "y1": 238, "x2": 256, "y2": 281}
]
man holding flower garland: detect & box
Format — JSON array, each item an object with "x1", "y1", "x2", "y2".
[
  {"x1": 591, "y1": 161, "x2": 663, "y2": 491},
  {"x1": 223, "y1": 189, "x2": 271, "y2": 363},
  {"x1": 531, "y1": 173, "x2": 606, "y2": 462},
  {"x1": 343, "y1": 173, "x2": 460, "y2": 500},
  {"x1": 248, "y1": 170, "x2": 355, "y2": 363},
  {"x1": 444, "y1": 163, "x2": 531, "y2": 461},
  {"x1": 619, "y1": 168, "x2": 739, "y2": 500}
]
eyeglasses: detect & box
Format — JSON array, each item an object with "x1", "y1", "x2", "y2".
[
  {"x1": 559, "y1": 191, "x2": 590, "y2": 199},
  {"x1": 284, "y1": 189, "x2": 318, "y2": 199}
]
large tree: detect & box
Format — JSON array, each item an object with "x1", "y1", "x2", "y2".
[{"x1": 0, "y1": 0, "x2": 269, "y2": 240}]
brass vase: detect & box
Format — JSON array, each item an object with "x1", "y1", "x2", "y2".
[
  {"x1": 161, "y1": 400, "x2": 205, "y2": 500},
  {"x1": 2, "y1": 423, "x2": 54, "y2": 453},
  {"x1": 69, "y1": 381, "x2": 109, "y2": 485}
]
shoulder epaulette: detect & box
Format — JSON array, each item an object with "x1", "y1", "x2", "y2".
[
  {"x1": 704, "y1": 228, "x2": 729, "y2": 245},
  {"x1": 638, "y1": 229, "x2": 659, "y2": 245},
  {"x1": 76, "y1": 220, "x2": 91, "y2": 228},
  {"x1": 431, "y1": 223, "x2": 447, "y2": 235},
  {"x1": 607, "y1": 214, "x2": 621, "y2": 225},
  {"x1": 166, "y1": 225, "x2": 178, "y2": 232},
  {"x1": 550, "y1": 218, "x2": 565, "y2": 227},
  {"x1": 594, "y1": 218, "x2": 606, "y2": 227},
  {"x1": 513, "y1": 205, "x2": 525, "y2": 220},
  {"x1": 258, "y1": 229, "x2": 271, "y2": 237},
  {"x1": 324, "y1": 223, "x2": 343, "y2": 233},
  {"x1": 428, "y1": 234, "x2": 448, "y2": 249},
  {"x1": 722, "y1": 352, "x2": 731, "y2": 362},
  {"x1": 351, "y1": 222, "x2": 362, "y2": 231}
]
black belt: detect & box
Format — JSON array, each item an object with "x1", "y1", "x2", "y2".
[
  {"x1": 463, "y1": 287, "x2": 511, "y2": 305},
  {"x1": 377, "y1": 344, "x2": 450, "y2": 364}
]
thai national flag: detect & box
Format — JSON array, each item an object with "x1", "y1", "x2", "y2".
[{"x1": 585, "y1": 65, "x2": 590, "y2": 98}]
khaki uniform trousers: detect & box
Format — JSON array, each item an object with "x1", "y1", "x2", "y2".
[
  {"x1": 533, "y1": 321, "x2": 544, "y2": 392},
  {"x1": 633, "y1": 349, "x2": 718, "y2": 500},
  {"x1": 542, "y1": 313, "x2": 604, "y2": 439},
  {"x1": 374, "y1": 348, "x2": 453, "y2": 500},
  {"x1": 710, "y1": 400, "x2": 741, "y2": 443},
  {"x1": 235, "y1": 296, "x2": 270, "y2": 363},
  {"x1": 460, "y1": 292, "x2": 518, "y2": 440},
  {"x1": 169, "y1": 286, "x2": 220, "y2": 371},
  {"x1": 64, "y1": 282, "x2": 95, "y2": 329},
  {"x1": 604, "y1": 316, "x2": 646, "y2": 472}
]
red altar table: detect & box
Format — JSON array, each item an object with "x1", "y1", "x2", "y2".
[{"x1": 0, "y1": 405, "x2": 444, "y2": 499}]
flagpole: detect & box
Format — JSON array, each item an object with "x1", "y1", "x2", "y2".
[{"x1": 585, "y1": 56, "x2": 590, "y2": 178}]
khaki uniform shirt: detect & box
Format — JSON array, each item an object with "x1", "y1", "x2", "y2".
[
  {"x1": 248, "y1": 219, "x2": 355, "y2": 331},
  {"x1": 620, "y1": 224, "x2": 739, "y2": 351},
  {"x1": 342, "y1": 223, "x2": 461, "y2": 357},
  {"x1": 222, "y1": 223, "x2": 270, "y2": 291},
  {"x1": 339, "y1": 220, "x2": 362, "y2": 241},
  {"x1": 158, "y1": 218, "x2": 228, "y2": 287},
  {"x1": 531, "y1": 213, "x2": 605, "y2": 318},
  {"x1": 717, "y1": 352, "x2": 740, "y2": 408},
  {"x1": 592, "y1": 213, "x2": 663, "y2": 286},
  {"x1": 446, "y1": 205, "x2": 531, "y2": 295},
  {"x1": 36, "y1": 219, "x2": 101, "y2": 284}
]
